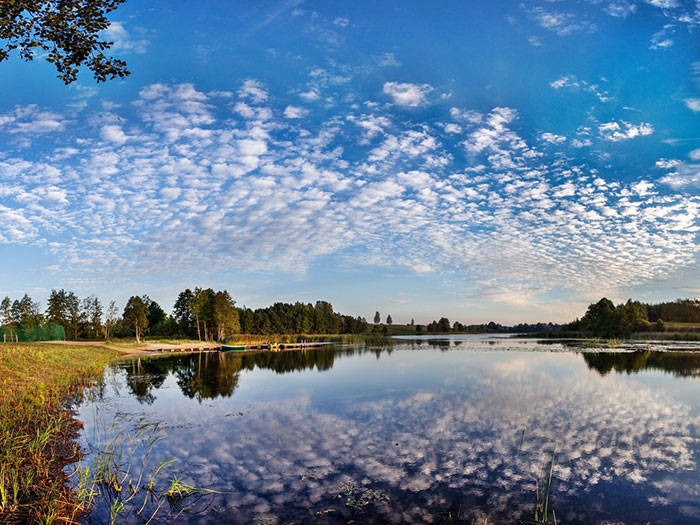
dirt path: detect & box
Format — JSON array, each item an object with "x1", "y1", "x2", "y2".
[{"x1": 44, "y1": 340, "x2": 220, "y2": 355}]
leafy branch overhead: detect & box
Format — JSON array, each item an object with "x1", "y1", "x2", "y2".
[{"x1": 0, "y1": 0, "x2": 129, "y2": 83}]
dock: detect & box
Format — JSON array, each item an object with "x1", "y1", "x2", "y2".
[
  {"x1": 150, "y1": 346, "x2": 220, "y2": 354},
  {"x1": 221, "y1": 341, "x2": 332, "y2": 352},
  {"x1": 147, "y1": 341, "x2": 333, "y2": 355}
]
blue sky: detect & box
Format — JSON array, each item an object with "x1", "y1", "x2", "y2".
[{"x1": 0, "y1": 0, "x2": 698, "y2": 323}]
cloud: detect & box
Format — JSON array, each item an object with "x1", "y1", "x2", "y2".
[
  {"x1": 238, "y1": 79, "x2": 269, "y2": 103},
  {"x1": 299, "y1": 89, "x2": 320, "y2": 102},
  {"x1": 550, "y1": 75, "x2": 611, "y2": 102},
  {"x1": 0, "y1": 81, "x2": 696, "y2": 306},
  {"x1": 599, "y1": 120, "x2": 654, "y2": 141},
  {"x1": 377, "y1": 53, "x2": 401, "y2": 67},
  {"x1": 100, "y1": 125, "x2": 129, "y2": 145},
  {"x1": 604, "y1": 1, "x2": 637, "y2": 17},
  {"x1": 103, "y1": 21, "x2": 149, "y2": 54},
  {"x1": 283, "y1": 105, "x2": 308, "y2": 119},
  {"x1": 684, "y1": 98, "x2": 700, "y2": 112},
  {"x1": 540, "y1": 132, "x2": 567, "y2": 144},
  {"x1": 0, "y1": 105, "x2": 66, "y2": 136},
  {"x1": 383, "y1": 82, "x2": 433, "y2": 107},
  {"x1": 657, "y1": 150, "x2": 700, "y2": 189},
  {"x1": 650, "y1": 24, "x2": 676, "y2": 49},
  {"x1": 333, "y1": 17, "x2": 349, "y2": 27},
  {"x1": 531, "y1": 7, "x2": 596, "y2": 36}
]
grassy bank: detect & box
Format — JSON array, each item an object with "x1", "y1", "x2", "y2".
[{"x1": 0, "y1": 343, "x2": 117, "y2": 523}]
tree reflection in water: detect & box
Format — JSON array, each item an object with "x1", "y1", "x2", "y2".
[
  {"x1": 117, "y1": 346, "x2": 397, "y2": 403},
  {"x1": 118, "y1": 345, "x2": 700, "y2": 406}
]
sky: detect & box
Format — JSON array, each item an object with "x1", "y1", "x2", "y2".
[{"x1": 0, "y1": 0, "x2": 699, "y2": 324}]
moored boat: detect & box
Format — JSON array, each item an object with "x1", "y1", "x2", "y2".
[{"x1": 221, "y1": 345, "x2": 247, "y2": 352}]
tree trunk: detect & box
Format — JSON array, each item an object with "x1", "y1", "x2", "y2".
[{"x1": 135, "y1": 322, "x2": 140, "y2": 344}]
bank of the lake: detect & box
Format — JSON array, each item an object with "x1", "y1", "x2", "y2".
[{"x1": 0, "y1": 343, "x2": 118, "y2": 523}]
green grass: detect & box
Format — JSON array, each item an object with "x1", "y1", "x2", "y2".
[{"x1": 0, "y1": 343, "x2": 117, "y2": 523}]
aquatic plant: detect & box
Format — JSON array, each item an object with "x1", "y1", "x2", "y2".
[{"x1": 75, "y1": 416, "x2": 217, "y2": 523}]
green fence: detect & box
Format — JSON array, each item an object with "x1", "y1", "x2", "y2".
[{"x1": 0, "y1": 324, "x2": 65, "y2": 342}]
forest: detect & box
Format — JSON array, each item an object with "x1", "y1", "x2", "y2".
[
  {"x1": 1, "y1": 289, "x2": 698, "y2": 342},
  {"x1": 0, "y1": 288, "x2": 370, "y2": 342},
  {"x1": 566, "y1": 298, "x2": 700, "y2": 338}
]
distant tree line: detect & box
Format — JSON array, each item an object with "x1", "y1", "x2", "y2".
[
  {"x1": 0, "y1": 288, "x2": 370, "y2": 343},
  {"x1": 566, "y1": 298, "x2": 700, "y2": 338},
  {"x1": 415, "y1": 318, "x2": 562, "y2": 334}
]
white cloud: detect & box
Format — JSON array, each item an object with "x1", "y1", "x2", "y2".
[
  {"x1": 532, "y1": 7, "x2": 596, "y2": 36},
  {"x1": 333, "y1": 17, "x2": 349, "y2": 27},
  {"x1": 103, "y1": 21, "x2": 149, "y2": 54},
  {"x1": 100, "y1": 125, "x2": 129, "y2": 145},
  {"x1": 238, "y1": 79, "x2": 268, "y2": 103},
  {"x1": 540, "y1": 132, "x2": 567, "y2": 144},
  {"x1": 0, "y1": 81, "x2": 696, "y2": 304},
  {"x1": 684, "y1": 98, "x2": 700, "y2": 112},
  {"x1": 283, "y1": 105, "x2": 307, "y2": 119},
  {"x1": 550, "y1": 75, "x2": 611, "y2": 102},
  {"x1": 604, "y1": 1, "x2": 637, "y2": 17},
  {"x1": 377, "y1": 53, "x2": 401, "y2": 67},
  {"x1": 599, "y1": 121, "x2": 654, "y2": 141},
  {"x1": 650, "y1": 24, "x2": 675, "y2": 49},
  {"x1": 0, "y1": 105, "x2": 66, "y2": 136},
  {"x1": 646, "y1": 0, "x2": 678, "y2": 8},
  {"x1": 299, "y1": 89, "x2": 320, "y2": 102},
  {"x1": 382, "y1": 82, "x2": 433, "y2": 107}
]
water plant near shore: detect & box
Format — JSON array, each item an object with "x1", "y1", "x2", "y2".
[{"x1": 75, "y1": 415, "x2": 217, "y2": 523}]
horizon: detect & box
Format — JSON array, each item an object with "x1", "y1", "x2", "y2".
[{"x1": 1, "y1": 0, "x2": 699, "y2": 324}]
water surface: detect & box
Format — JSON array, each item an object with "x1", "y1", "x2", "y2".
[{"x1": 76, "y1": 336, "x2": 700, "y2": 523}]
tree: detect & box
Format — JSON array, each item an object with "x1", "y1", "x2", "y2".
[
  {"x1": 1, "y1": 296, "x2": 15, "y2": 341},
  {"x1": 46, "y1": 289, "x2": 69, "y2": 327},
  {"x1": 410, "y1": 318, "x2": 414, "y2": 326},
  {"x1": 173, "y1": 289, "x2": 196, "y2": 337},
  {"x1": 212, "y1": 291, "x2": 239, "y2": 341},
  {"x1": 65, "y1": 291, "x2": 82, "y2": 340},
  {"x1": 374, "y1": 311, "x2": 381, "y2": 324},
  {"x1": 123, "y1": 296, "x2": 148, "y2": 343},
  {"x1": 142, "y1": 296, "x2": 166, "y2": 334},
  {"x1": 82, "y1": 295, "x2": 103, "y2": 339},
  {"x1": 12, "y1": 294, "x2": 42, "y2": 329},
  {"x1": 104, "y1": 300, "x2": 119, "y2": 339},
  {"x1": 437, "y1": 317, "x2": 451, "y2": 332},
  {"x1": 386, "y1": 314, "x2": 392, "y2": 325},
  {"x1": 0, "y1": 0, "x2": 130, "y2": 84}
]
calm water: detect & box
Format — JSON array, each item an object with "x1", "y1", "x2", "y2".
[{"x1": 75, "y1": 335, "x2": 700, "y2": 524}]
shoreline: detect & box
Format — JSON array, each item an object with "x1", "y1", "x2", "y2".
[{"x1": 0, "y1": 343, "x2": 118, "y2": 523}]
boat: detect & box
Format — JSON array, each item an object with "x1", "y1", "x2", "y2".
[
  {"x1": 269, "y1": 342, "x2": 281, "y2": 351},
  {"x1": 221, "y1": 344, "x2": 247, "y2": 352}
]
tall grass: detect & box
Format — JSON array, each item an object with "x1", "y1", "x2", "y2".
[{"x1": 0, "y1": 343, "x2": 117, "y2": 523}]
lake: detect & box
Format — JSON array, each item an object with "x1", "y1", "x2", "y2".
[{"x1": 74, "y1": 335, "x2": 700, "y2": 524}]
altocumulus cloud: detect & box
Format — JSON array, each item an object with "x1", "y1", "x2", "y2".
[{"x1": 0, "y1": 80, "x2": 697, "y2": 304}]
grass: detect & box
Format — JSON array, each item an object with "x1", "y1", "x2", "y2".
[
  {"x1": 76, "y1": 417, "x2": 216, "y2": 524},
  {"x1": 0, "y1": 343, "x2": 118, "y2": 523}
]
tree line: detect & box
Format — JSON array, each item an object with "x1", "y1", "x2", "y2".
[
  {"x1": 566, "y1": 297, "x2": 700, "y2": 338},
  {"x1": 0, "y1": 288, "x2": 370, "y2": 343}
]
